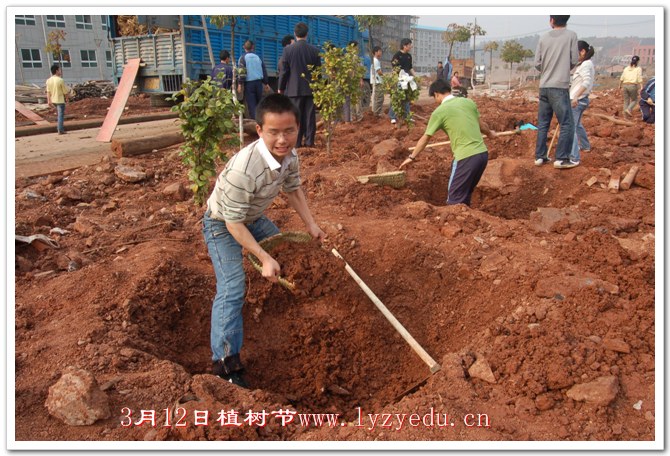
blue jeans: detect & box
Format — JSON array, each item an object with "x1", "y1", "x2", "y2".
[
  {"x1": 202, "y1": 213, "x2": 279, "y2": 361},
  {"x1": 535, "y1": 88, "x2": 575, "y2": 161},
  {"x1": 389, "y1": 100, "x2": 410, "y2": 121},
  {"x1": 244, "y1": 80, "x2": 263, "y2": 120},
  {"x1": 570, "y1": 97, "x2": 591, "y2": 162},
  {"x1": 55, "y1": 103, "x2": 65, "y2": 133}
]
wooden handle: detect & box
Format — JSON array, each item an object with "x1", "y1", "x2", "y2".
[
  {"x1": 585, "y1": 112, "x2": 635, "y2": 127},
  {"x1": 331, "y1": 248, "x2": 441, "y2": 374},
  {"x1": 409, "y1": 130, "x2": 519, "y2": 151},
  {"x1": 547, "y1": 123, "x2": 560, "y2": 157}
]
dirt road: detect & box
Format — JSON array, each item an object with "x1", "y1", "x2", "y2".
[{"x1": 14, "y1": 118, "x2": 181, "y2": 179}]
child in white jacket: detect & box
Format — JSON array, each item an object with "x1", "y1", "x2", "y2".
[{"x1": 569, "y1": 40, "x2": 595, "y2": 164}]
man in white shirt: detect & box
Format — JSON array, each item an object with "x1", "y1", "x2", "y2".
[{"x1": 371, "y1": 46, "x2": 384, "y2": 117}]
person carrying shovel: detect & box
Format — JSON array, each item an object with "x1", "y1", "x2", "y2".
[
  {"x1": 202, "y1": 93, "x2": 326, "y2": 388},
  {"x1": 400, "y1": 79, "x2": 496, "y2": 207}
]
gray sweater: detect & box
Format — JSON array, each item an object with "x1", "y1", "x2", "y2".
[{"x1": 534, "y1": 28, "x2": 579, "y2": 89}]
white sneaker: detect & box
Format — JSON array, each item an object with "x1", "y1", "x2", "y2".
[
  {"x1": 553, "y1": 160, "x2": 578, "y2": 169},
  {"x1": 534, "y1": 157, "x2": 551, "y2": 166},
  {"x1": 390, "y1": 119, "x2": 397, "y2": 124}
]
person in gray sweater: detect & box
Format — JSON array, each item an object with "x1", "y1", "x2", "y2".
[{"x1": 533, "y1": 15, "x2": 579, "y2": 169}]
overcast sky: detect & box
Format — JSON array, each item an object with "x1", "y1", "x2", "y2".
[{"x1": 417, "y1": 15, "x2": 655, "y2": 40}]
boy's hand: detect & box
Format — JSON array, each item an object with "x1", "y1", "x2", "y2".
[
  {"x1": 261, "y1": 256, "x2": 281, "y2": 283},
  {"x1": 307, "y1": 223, "x2": 326, "y2": 242}
]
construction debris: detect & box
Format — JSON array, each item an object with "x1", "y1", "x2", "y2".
[{"x1": 71, "y1": 81, "x2": 115, "y2": 102}]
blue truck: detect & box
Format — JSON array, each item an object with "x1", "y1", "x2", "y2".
[{"x1": 107, "y1": 15, "x2": 365, "y2": 97}]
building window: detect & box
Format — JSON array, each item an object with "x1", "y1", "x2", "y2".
[
  {"x1": 21, "y1": 48, "x2": 42, "y2": 68},
  {"x1": 75, "y1": 15, "x2": 93, "y2": 30},
  {"x1": 80, "y1": 49, "x2": 98, "y2": 67},
  {"x1": 106, "y1": 50, "x2": 113, "y2": 67},
  {"x1": 46, "y1": 15, "x2": 66, "y2": 28},
  {"x1": 101, "y1": 15, "x2": 108, "y2": 30},
  {"x1": 15, "y1": 15, "x2": 36, "y2": 26},
  {"x1": 53, "y1": 49, "x2": 71, "y2": 68}
]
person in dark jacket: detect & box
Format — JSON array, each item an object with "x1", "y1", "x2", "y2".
[
  {"x1": 278, "y1": 22, "x2": 321, "y2": 148},
  {"x1": 277, "y1": 34, "x2": 294, "y2": 75},
  {"x1": 436, "y1": 61, "x2": 445, "y2": 81},
  {"x1": 639, "y1": 77, "x2": 655, "y2": 124},
  {"x1": 211, "y1": 50, "x2": 233, "y2": 90}
]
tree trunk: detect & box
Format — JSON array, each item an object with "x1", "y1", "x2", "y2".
[
  {"x1": 230, "y1": 22, "x2": 244, "y2": 145},
  {"x1": 507, "y1": 62, "x2": 512, "y2": 90},
  {"x1": 111, "y1": 131, "x2": 184, "y2": 157}
]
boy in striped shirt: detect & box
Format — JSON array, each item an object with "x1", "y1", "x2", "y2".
[{"x1": 203, "y1": 94, "x2": 326, "y2": 388}]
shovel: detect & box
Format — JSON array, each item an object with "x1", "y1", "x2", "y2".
[{"x1": 331, "y1": 248, "x2": 441, "y2": 375}]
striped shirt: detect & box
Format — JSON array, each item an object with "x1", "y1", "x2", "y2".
[{"x1": 206, "y1": 139, "x2": 301, "y2": 223}]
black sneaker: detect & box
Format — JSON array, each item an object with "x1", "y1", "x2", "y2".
[
  {"x1": 212, "y1": 355, "x2": 249, "y2": 389},
  {"x1": 222, "y1": 370, "x2": 249, "y2": 389}
]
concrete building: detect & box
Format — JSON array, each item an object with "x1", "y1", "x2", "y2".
[
  {"x1": 411, "y1": 25, "x2": 470, "y2": 74},
  {"x1": 15, "y1": 15, "x2": 113, "y2": 86}
]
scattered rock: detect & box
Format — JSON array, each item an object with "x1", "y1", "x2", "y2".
[
  {"x1": 375, "y1": 158, "x2": 396, "y2": 174},
  {"x1": 514, "y1": 396, "x2": 537, "y2": 416},
  {"x1": 46, "y1": 175, "x2": 64, "y2": 185},
  {"x1": 15, "y1": 255, "x2": 33, "y2": 273},
  {"x1": 63, "y1": 188, "x2": 83, "y2": 201},
  {"x1": 162, "y1": 182, "x2": 187, "y2": 201},
  {"x1": 535, "y1": 274, "x2": 619, "y2": 299},
  {"x1": 477, "y1": 159, "x2": 508, "y2": 191},
  {"x1": 566, "y1": 376, "x2": 619, "y2": 406},
  {"x1": 468, "y1": 356, "x2": 496, "y2": 383},
  {"x1": 402, "y1": 201, "x2": 433, "y2": 218},
  {"x1": 535, "y1": 394, "x2": 555, "y2": 411},
  {"x1": 618, "y1": 126, "x2": 643, "y2": 146},
  {"x1": 440, "y1": 353, "x2": 466, "y2": 379},
  {"x1": 114, "y1": 165, "x2": 147, "y2": 183},
  {"x1": 595, "y1": 125, "x2": 613, "y2": 138},
  {"x1": 633, "y1": 164, "x2": 654, "y2": 189},
  {"x1": 529, "y1": 207, "x2": 583, "y2": 233},
  {"x1": 440, "y1": 223, "x2": 462, "y2": 239},
  {"x1": 21, "y1": 190, "x2": 46, "y2": 201},
  {"x1": 587, "y1": 335, "x2": 602, "y2": 344},
  {"x1": 371, "y1": 138, "x2": 402, "y2": 159},
  {"x1": 73, "y1": 216, "x2": 96, "y2": 237},
  {"x1": 34, "y1": 214, "x2": 54, "y2": 227},
  {"x1": 607, "y1": 216, "x2": 639, "y2": 233},
  {"x1": 45, "y1": 366, "x2": 111, "y2": 426},
  {"x1": 327, "y1": 384, "x2": 351, "y2": 396},
  {"x1": 602, "y1": 338, "x2": 630, "y2": 354},
  {"x1": 479, "y1": 252, "x2": 507, "y2": 278}
]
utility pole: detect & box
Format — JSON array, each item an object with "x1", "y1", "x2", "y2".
[{"x1": 472, "y1": 17, "x2": 477, "y2": 93}]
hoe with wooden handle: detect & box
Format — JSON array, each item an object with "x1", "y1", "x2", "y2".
[
  {"x1": 409, "y1": 129, "x2": 521, "y2": 151},
  {"x1": 331, "y1": 248, "x2": 441, "y2": 374}
]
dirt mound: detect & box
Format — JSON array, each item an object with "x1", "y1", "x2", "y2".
[{"x1": 14, "y1": 88, "x2": 656, "y2": 443}]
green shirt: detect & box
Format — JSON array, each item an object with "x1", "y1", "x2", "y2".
[{"x1": 425, "y1": 96, "x2": 487, "y2": 161}]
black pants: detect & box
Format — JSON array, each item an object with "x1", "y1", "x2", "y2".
[
  {"x1": 639, "y1": 100, "x2": 655, "y2": 124},
  {"x1": 447, "y1": 152, "x2": 488, "y2": 206},
  {"x1": 289, "y1": 96, "x2": 316, "y2": 147}
]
